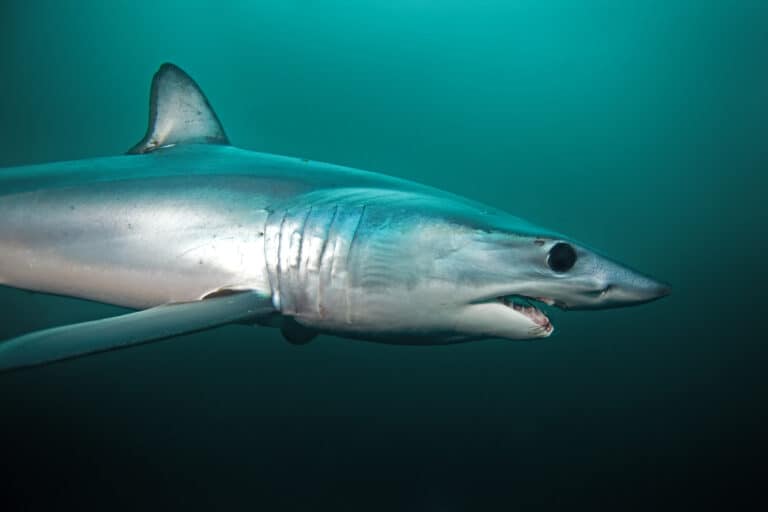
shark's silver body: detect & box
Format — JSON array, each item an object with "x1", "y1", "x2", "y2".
[
  {"x1": 0, "y1": 145, "x2": 427, "y2": 310},
  {"x1": 0, "y1": 145, "x2": 562, "y2": 341},
  {"x1": 0, "y1": 64, "x2": 669, "y2": 371}
]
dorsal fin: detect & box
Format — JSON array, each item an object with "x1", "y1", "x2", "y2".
[{"x1": 128, "y1": 63, "x2": 229, "y2": 154}]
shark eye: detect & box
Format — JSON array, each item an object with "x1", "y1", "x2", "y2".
[{"x1": 547, "y1": 242, "x2": 577, "y2": 272}]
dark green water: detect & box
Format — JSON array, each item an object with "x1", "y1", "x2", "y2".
[{"x1": 0, "y1": 1, "x2": 765, "y2": 510}]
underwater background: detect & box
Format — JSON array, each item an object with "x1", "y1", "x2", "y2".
[{"x1": 0, "y1": 1, "x2": 765, "y2": 510}]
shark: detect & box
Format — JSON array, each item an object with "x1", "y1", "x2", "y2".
[{"x1": 0, "y1": 63, "x2": 670, "y2": 372}]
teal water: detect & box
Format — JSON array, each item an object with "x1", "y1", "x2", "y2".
[{"x1": 0, "y1": 1, "x2": 765, "y2": 510}]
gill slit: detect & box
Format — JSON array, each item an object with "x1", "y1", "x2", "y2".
[
  {"x1": 345, "y1": 204, "x2": 366, "y2": 324},
  {"x1": 317, "y1": 205, "x2": 339, "y2": 316}
]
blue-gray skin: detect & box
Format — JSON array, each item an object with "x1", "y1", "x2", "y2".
[{"x1": 0, "y1": 64, "x2": 669, "y2": 371}]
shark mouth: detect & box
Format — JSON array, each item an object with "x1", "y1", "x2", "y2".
[{"x1": 498, "y1": 295, "x2": 554, "y2": 334}]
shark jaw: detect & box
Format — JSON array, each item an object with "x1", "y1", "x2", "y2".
[
  {"x1": 498, "y1": 295, "x2": 555, "y2": 335},
  {"x1": 459, "y1": 294, "x2": 556, "y2": 340}
]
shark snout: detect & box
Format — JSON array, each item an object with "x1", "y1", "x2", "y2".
[
  {"x1": 606, "y1": 274, "x2": 671, "y2": 307},
  {"x1": 574, "y1": 265, "x2": 671, "y2": 310},
  {"x1": 544, "y1": 251, "x2": 671, "y2": 311}
]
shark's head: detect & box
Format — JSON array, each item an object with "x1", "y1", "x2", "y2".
[
  {"x1": 432, "y1": 229, "x2": 671, "y2": 340},
  {"x1": 318, "y1": 189, "x2": 671, "y2": 342}
]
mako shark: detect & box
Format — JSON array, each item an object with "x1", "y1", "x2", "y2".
[{"x1": 0, "y1": 63, "x2": 669, "y2": 372}]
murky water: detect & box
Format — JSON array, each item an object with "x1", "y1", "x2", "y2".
[{"x1": 0, "y1": 1, "x2": 765, "y2": 509}]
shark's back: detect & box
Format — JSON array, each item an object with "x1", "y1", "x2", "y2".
[{"x1": 0, "y1": 144, "x2": 433, "y2": 198}]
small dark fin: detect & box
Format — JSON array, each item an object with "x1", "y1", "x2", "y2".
[
  {"x1": 127, "y1": 63, "x2": 230, "y2": 154},
  {"x1": 281, "y1": 318, "x2": 317, "y2": 345}
]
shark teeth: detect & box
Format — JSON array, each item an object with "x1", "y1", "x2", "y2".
[{"x1": 499, "y1": 295, "x2": 553, "y2": 332}]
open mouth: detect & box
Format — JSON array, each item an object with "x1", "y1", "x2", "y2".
[{"x1": 498, "y1": 295, "x2": 554, "y2": 334}]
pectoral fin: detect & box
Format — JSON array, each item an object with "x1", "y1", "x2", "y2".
[{"x1": 0, "y1": 291, "x2": 273, "y2": 373}]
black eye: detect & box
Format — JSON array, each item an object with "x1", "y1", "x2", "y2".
[{"x1": 547, "y1": 242, "x2": 577, "y2": 272}]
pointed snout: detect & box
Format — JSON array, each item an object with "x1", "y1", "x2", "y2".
[
  {"x1": 607, "y1": 273, "x2": 671, "y2": 307},
  {"x1": 565, "y1": 260, "x2": 671, "y2": 310}
]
